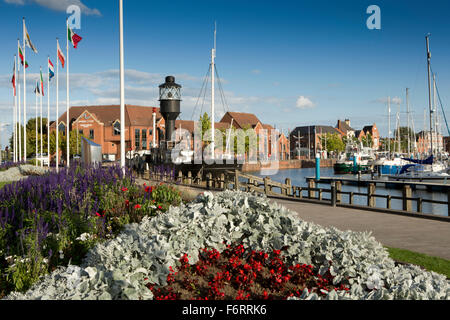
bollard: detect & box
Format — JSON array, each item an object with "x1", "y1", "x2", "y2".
[
  {"x1": 331, "y1": 181, "x2": 336, "y2": 207},
  {"x1": 234, "y1": 170, "x2": 239, "y2": 190},
  {"x1": 178, "y1": 170, "x2": 183, "y2": 184},
  {"x1": 315, "y1": 153, "x2": 321, "y2": 182}
]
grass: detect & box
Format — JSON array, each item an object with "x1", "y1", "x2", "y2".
[{"x1": 386, "y1": 246, "x2": 450, "y2": 279}]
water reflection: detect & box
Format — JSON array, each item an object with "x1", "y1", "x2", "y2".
[{"x1": 248, "y1": 168, "x2": 447, "y2": 216}]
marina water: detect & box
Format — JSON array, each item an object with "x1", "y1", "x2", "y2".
[{"x1": 248, "y1": 168, "x2": 448, "y2": 217}]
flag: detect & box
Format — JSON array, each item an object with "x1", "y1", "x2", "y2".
[
  {"x1": 57, "y1": 41, "x2": 65, "y2": 68},
  {"x1": 12, "y1": 61, "x2": 16, "y2": 97},
  {"x1": 24, "y1": 22, "x2": 38, "y2": 53},
  {"x1": 40, "y1": 68, "x2": 44, "y2": 97},
  {"x1": 68, "y1": 25, "x2": 82, "y2": 49},
  {"x1": 34, "y1": 80, "x2": 40, "y2": 95},
  {"x1": 48, "y1": 58, "x2": 55, "y2": 81},
  {"x1": 18, "y1": 43, "x2": 29, "y2": 68}
]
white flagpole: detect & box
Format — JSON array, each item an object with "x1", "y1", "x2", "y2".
[
  {"x1": 17, "y1": 41, "x2": 22, "y2": 162},
  {"x1": 66, "y1": 19, "x2": 70, "y2": 168},
  {"x1": 119, "y1": 0, "x2": 125, "y2": 172},
  {"x1": 35, "y1": 81, "x2": 38, "y2": 167},
  {"x1": 47, "y1": 56, "x2": 50, "y2": 167},
  {"x1": 40, "y1": 67, "x2": 43, "y2": 167},
  {"x1": 56, "y1": 39, "x2": 60, "y2": 172},
  {"x1": 23, "y1": 18, "x2": 27, "y2": 163},
  {"x1": 14, "y1": 55, "x2": 17, "y2": 163}
]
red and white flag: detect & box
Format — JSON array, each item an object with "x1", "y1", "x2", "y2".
[
  {"x1": 57, "y1": 41, "x2": 65, "y2": 68},
  {"x1": 11, "y1": 61, "x2": 16, "y2": 96}
]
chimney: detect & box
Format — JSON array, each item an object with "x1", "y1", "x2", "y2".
[{"x1": 345, "y1": 119, "x2": 350, "y2": 126}]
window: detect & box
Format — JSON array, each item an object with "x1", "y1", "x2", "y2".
[
  {"x1": 142, "y1": 129, "x2": 147, "y2": 150},
  {"x1": 113, "y1": 121, "x2": 120, "y2": 135},
  {"x1": 58, "y1": 123, "x2": 66, "y2": 134},
  {"x1": 89, "y1": 129, "x2": 94, "y2": 140},
  {"x1": 135, "y1": 129, "x2": 140, "y2": 149}
]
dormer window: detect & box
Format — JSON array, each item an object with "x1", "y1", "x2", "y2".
[
  {"x1": 58, "y1": 123, "x2": 66, "y2": 134},
  {"x1": 113, "y1": 121, "x2": 120, "y2": 135}
]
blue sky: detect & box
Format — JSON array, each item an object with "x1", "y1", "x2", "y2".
[{"x1": 1, "y1": 0, "x2": 450, "y2": 147}]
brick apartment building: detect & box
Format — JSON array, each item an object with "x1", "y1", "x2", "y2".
[
  {"x1": 416, "y1": 131, "x2": 445, "y2": 154},
  {"x1": 50, "y1": 106, "x2": 290, "y2": 161},
  {"x1": 50, "y1": 105, "x2": 165, "y2": 161}
]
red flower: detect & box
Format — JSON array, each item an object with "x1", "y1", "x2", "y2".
[
  {"x1": 134, "y1": 204, "x2": 142, "y2": 209},
  {"x1": 95, "y1": 212, "x2": 104, "y2": 217},
  {"x1": 158, "y1": 205, "x2": 162, "y2": 210},
  {"x1": 125, "y1": 200, "x2": 130, "y2": 207},
  {"x1": 121, "y1": 187, "x2": 128, "y2": 192}
]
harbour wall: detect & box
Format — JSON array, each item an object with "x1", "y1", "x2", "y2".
[{"x1": 242, "y1": 159, "x2": 336, "y2": 172}]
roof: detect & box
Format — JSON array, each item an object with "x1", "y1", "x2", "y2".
[
  {"x1": 50, "y1": 105, "x2": 161, "y2": 129},
  {"x1": 291, "y1": 125, "x2": 340, "y2": 136},
  {"x1": 362, "y1": 125, "x2": 375, "y2": 134},
  {"x1": 336, "y1": 120, "x2": 354, "y2": 133},
  {"x1": 220, "y1": 112, "x2": 261, "y2": 129}
]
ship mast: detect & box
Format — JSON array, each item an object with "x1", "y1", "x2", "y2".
[
  {"x1": 426, "y1": 34, "x2": 434, "y2": 156},
  {"x1": 210, "y1": 22, "x2": 216, "y2": 159}
]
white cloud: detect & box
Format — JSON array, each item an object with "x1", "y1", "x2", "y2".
[
  {"x1": 373, "y1": 96, "x2": 402, "y2": 105},
  {"x1": 4, "y1": 0, "x2": 101, "y2": 16},
  {"x1": 295, "y1": 96, "x2": 315, "y2": 109},
  {"x1": 251, "y1": 69, "x2": 261, "y2": 75}
]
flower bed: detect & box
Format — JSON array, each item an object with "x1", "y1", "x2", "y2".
[
  {"x1": 148, "y1": 243, "x2": 350, "y2": 300},
  {"x1": 4, "y1": 190, "x2": 449, "y2": 300},
  {"x1": 0, "y1": 164, "x2": 181, "y2": 297}
]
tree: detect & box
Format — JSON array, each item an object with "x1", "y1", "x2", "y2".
[
  {"x1": 393, "y1": 126, "x2": 415, "y2": 153},
  {"x1": 9, "y1": 118, "x2": 49, "y2": 158},
  {"x1": 320, "y1": 133, "x2": 345, "y2": 153},
  {"x1": 361, "y1": 133, "x2": 373, "y2": 148}
]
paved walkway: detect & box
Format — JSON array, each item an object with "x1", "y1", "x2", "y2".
[
  {"x1": 273, "y1": 198, "x2": 450, "y2": 260},
  {"x1": 137, "y1": 178, "x2": 450, "y2": 260}
]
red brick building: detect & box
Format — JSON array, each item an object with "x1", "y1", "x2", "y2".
[
  {"x1": 50, "y1": 105, "x2": 165, "y2": 161},
  {"x1": 220, "y1": 112, "x2": 290, "y2": 160}
]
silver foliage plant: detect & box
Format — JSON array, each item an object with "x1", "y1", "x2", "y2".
[{"x1": 5, "y1": 190, "x2": 450, "y2": 300}]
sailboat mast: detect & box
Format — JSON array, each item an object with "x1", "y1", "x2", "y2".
[
  {"x1": 210, "y1": 22, "x2": 216, "y2": 159},
  {"x1": 388, "y1": 96, "x2": 391, "y2": 156},
  {"x1": 406, "y1": 88, "x2": 410, "y2": 156},
  {"x1": 426, "y1": 34, "x2": 434, "y2": 156},
  {"x1": 433, "y1": 73, "x2": 437, "y2": 156}
]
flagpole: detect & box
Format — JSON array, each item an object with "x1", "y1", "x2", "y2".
[
  {"x1": 66, "y1": 18, "x2": 70, "y2": 168},
  {"x1": 119, "y1": 0, "x2": 125, "y2": 172},
  {"x1": 40, "y1": 66, "x2": 43, "y2": 168},
  {"x1": 35, "y1": 80, "x2": 38, "y2": 167},
  {"x1": 56, "y1": 38, "x2": 60, "y2": 172},
  {"x1": 47, "y1": 56, "x2": 50, "y2": 167},
  {"x1": 17, "y1": 40, "x2": 22, "y2": 162},
  {"x1": 23, "y1": 18, "x2": 27, "y2": 163},
  {"x1": 14, "y1": 55, "x2": 17, "y2": 163}
]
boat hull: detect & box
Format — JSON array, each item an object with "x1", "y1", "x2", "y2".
[{"x1": 334, "y1": 163, "x2": 371, "y2": 174}]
